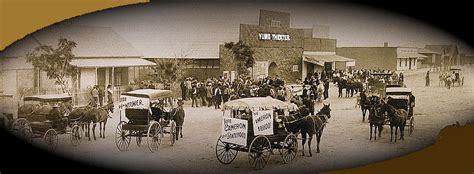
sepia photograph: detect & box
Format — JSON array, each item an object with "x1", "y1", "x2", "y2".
[{"x1": 1, "y1": 0, "x2": 473, "y2": 173}]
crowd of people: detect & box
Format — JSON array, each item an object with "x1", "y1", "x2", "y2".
[{"x1": 179, "y1": 75, "x2": 289, "y2": 109}]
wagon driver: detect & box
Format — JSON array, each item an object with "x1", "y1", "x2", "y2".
[{"x1": 173, "y1": 98, "x2": 186, "y2": 141}]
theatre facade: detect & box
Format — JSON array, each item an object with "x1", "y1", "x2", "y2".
[{"x1": 220, "y1": 10, "x2": 354, "y2": 83}]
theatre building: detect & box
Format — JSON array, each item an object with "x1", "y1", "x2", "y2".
[{"x1": 219, "y1": 10, "x2": 354, "y2": 83}]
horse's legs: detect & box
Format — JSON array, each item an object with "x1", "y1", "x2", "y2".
[
  {"x1": 394, "y1": 126, "x2": 398, "y2": 142},
  {"x1": 378, "y1": 124, "x2": 383, "y2": 138},
  {"x1": 301, "y1": 133, "x2": 306, "y2": 156},
  {"x1": 400, "y1": 124, "x2": 405, "y2": 140},
  {"x1": 103, "y1": 121, "x2": 106, "y2": 139},
  {"x1": 308, "y1": 134, "x2": 313, "y2": 157},
  {"x1": 374, "y1": 124, "x2": 377, "y2": 140},
  {"x1": 362, "y1": 108, "x2": 365, "y2": 122},
  {"x1": 92, "y1": 123, "x2": 97, "y2": 141},
  {"x1": 87, "y1": 124, "x2": 91, "y2": 141},
  {"x1": 369, "y1": 123, "x2": 373, "y2": 140},
  {"x1": 99, "y1": 122, "x2": 102, "y2": 138},
  {"x1": 316, "y1": 133, "x2": 321, "y2": 154},
  {"x1": 390, "y1": 125, "x2": 393, "y2": 142}
]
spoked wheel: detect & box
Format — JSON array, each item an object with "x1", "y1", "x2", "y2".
[
  {"x1": 11, "y1": 118, "x2": 32, "y2": 141},
  {"x1": 115, "y1": 121, "x2": 131, "y2": 152},
  {"x1": 408, "y1": 117, "x2": 414, "y2": 136},
  {"x1": 70, "y1": 125, "x2": 82, "y2": 146},
  {"x1": 215, "y1": 136, "x2": 238, "y2": 165},
  {"x1": 248, "y1": 136, "x2": 272, "y2": 170},
  {"x1": 170, "y1": 121, "x2": 177, "y2": 146},
  {"x1": 147, "y1": 121, "x2": 163, "y2": 153},
  {"x1": 44, "y1": 129, "x2": 58, "y2": 150},
  {"x1": 282, "y1": 134, "x2": 298, "y2": 164}
]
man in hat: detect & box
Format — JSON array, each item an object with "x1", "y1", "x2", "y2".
[
  {"x1": 213, "y1": 84, "x2": 223, "y2": 109},
  {"x1": 173, "y1": 98, "x2": 185, "y2": 140},
  {"x1": 48, "y1": 104, "x2": 64, "y2": 129}
]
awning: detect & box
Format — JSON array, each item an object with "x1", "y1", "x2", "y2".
[
  {"x1": 70, "y1": 58, "x2": 156, "y2": 68},
  {"x1": 398, "y1": 52, "x2": 428, "y2": 59},
  {"x1": 303, "y1": 54, "x2": 355, "y2": 66}
]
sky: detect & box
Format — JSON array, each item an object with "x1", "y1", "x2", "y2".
[{"x1": 67, "y1": 1, "x2": 472, "y2": 58}]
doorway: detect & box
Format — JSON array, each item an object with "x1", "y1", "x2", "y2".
[{"x1": 268, "y1": 62, "x2": 278, "y2": 77}]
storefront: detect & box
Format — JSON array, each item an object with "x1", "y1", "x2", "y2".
[{"x1": 220, "y1": 9, "x2": 354, "y2": 83}]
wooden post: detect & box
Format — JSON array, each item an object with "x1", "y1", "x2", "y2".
[
  {"x1": 95, "y1": 67, "x2": 98, "y2": 85},
  {"x1": 105, "y1": 67, "x2": 109, "y2": 103},
  {"x1": 112, "y1": 67, "x2": 115, "y2": 101}
]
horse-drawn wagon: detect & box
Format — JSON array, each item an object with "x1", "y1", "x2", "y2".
[
  {"x1": 367, "y1": 72, "x2": 394, "y2": 97},
  {"x1": 449, "y1": 68, "x2": 464, "y2": 87},
  {"x1": 385, "y1": 87, "x2": 415, "y2": 136},
  {"x1": 115, "y1": 89, "x2": 177, "y2": 153},
  {"x1": 11, "y1": 94, "x2": 82, "y2": 149},
  {"x1": 215, "y1": 97, "x2": 300, "y2": 170}
]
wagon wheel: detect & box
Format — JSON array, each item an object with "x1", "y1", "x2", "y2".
[
  {"x1": 11, "y1": 118, "x2": 32, "y2": 141},
  {"x1": 44, "y1": 129, "x2": 58, "y2": 150},
  {"x1": 215, "y1": 136, "x2": 238, "y2": 165},
  {"x1": 408, "y1": 117, "x2": 414, "y2": 136},
  {"x1": 70, "y1": 125, "x2": 82, "y2": 146},
  {"x1": 248, "y1": 136, "x2": 272, "y2": 170},
  {"x1": 115, "y1": 121, "x2": 131, "y2": 152},
  {"x1": 282, "y1": 134, "x2": 298, "y2": 164},
  {"x1": 170, "y1": 121, "x2": 177, "y2": 146},
  {"x1": 147, "y1": 121, "x2": 163, "y2": 153}
]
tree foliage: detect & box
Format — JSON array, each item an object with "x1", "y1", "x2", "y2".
[
  {"x1": 224, "y1": 41, "x2": 255, "y2": 75},
  {"x1": 150, "y1": 58, "x2": 188, "y2": 84},
  {"x1": 26, "y1": 38, "x2": 78, "y2": 94}
]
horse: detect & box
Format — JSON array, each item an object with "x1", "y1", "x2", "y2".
[
  {"x1": 379, "y1": 101, "x2": 407, "y2": 142},
  {"x1": 299, "y1": 104, "x2": 332, "y2": 157},
  {"x1": 359, "y1": 91, "x2": 370, "y2": 122},
  {"x1": 367, "y1": 96, "x2": 385, "y2": 140},
  {"x1": 70, "y1": 104, "x2": 113, "y2": 141}
]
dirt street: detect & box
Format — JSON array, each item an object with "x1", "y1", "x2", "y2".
[{"x1": 30, "y1": 66, "x2": 474, "y2": 173}]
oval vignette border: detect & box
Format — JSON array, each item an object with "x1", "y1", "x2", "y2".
[{"x1": 1, "y1": 1, "x2": 474, "y2": 174}]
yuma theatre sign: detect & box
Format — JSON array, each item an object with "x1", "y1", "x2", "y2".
[{"x1": 258, "y1": 33, "x2": 291, "y2": 41}]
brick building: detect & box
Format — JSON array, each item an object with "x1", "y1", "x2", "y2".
[
  {"x1": 336, "y1": 43, "x2": 427, "y2": 71},
  {"x1": 220, "y1": 10, "x2": 354, "y2": 83}
]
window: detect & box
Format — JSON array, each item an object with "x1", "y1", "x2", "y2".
[
  {"x1": 405, "y1": 59, "x2": 407, "y2": 66},
  {"x1": 399, "y1": 59, "x2": 402, "y2": 67},
  {"x1": 292, "y1": 65, "x2": 299, "y2": 72},
  {"x1": 271, "y1": 20, "x2": 281, "y2": 27}
]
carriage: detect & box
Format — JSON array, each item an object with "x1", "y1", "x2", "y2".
[
  {"x1": 449, "y1": 68, "x2": 464, "y2": 87},
  {"x1": 11, "y1": 94, "x2": 82, "y2": 149},
  {"x1": 215, "y1": 97, "x2": 299, "y2": 170},
  {"x1": 115, "y1": 89, "x2": 177, "y2": 153},
  {"x1": 367, "y1": 72, "x2": 393, "y2": 97},
  {"x1": 385, "y1": 87, "x2": 415, "y2": 136}
]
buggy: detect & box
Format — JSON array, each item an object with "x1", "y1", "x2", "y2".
[
  {"x1": 11, "y1": 94, "x2": 82, "y2": 149},
  {"x1": 215, "y1": 97, "x2": 299, "y2": 170},
  {"x1": 449, "y1": 68, "x2": 464, "y2": 86},
  {"x1": 385, "y1": 87, "x2": 415, "y2": 136},
  {"x1": 115, "y1": 89, "x2": 177, "y2": 152}
]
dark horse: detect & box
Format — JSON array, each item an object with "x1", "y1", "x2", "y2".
[
  {"x1": 367, "y1": 96, "x2": 385, "y2": 140},
  {"x1": 380, "y1": 100, "x2": 407, "y2": 142},
  {"x1": 69, "y1": 104, "x2": 114, "y2": 141},
  {"x1": 360, "y1": 91, "x2": 369, "y2": 122},
  {"x1": 300, "y1": 104, "x2": 332, "y2": 157}
]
